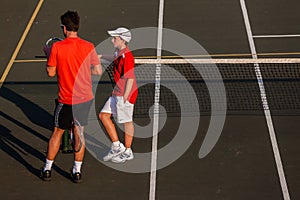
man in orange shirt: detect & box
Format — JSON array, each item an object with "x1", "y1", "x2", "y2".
[{"x1": 40, "y1": 11, "x2": 101, "y2": 183}]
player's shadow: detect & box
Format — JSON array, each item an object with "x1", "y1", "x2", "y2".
[
  {"x1": 0, "y1": 86, "x2": 53, "y2": 133},
  {"x1": 0, "y1": 86, "x2": 70, "y2": 179},
  {"x1": 0, "y1": 120, "x2": 69, "y2": 180},
  {"x1": 85, "y1": 133, "x2": 110, "y2": 160}
]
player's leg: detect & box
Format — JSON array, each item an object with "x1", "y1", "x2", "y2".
[
  {"x1": 111, "y1": 99, "x2": 135, "y2": 163},
  {"x1": 47, "y1": 127, "x2": 65, "y2": 160},
  {"x1": 71, "y1": 124, "x2": 85, "y2": 183},
  {"x1": 73, "y1": 125, "x2": 85, "y2": 161},
  {"x1": 41, "y1": 102, "x2": 72, "y2": 181},
  {"x1": 70, "y1": 100, "x2": 92, "y2": 183},
  {"x1": 41, "y1": 127, "x2": 65, "y2": 181},
  {"x1": 99, "y1": 112, "x2": 119, "y2": 142},
  {"x1": 100, "y1": 97, "x2": 125, "y2": 161},
  {"x1": 124, "y1": 121, "x2": 134, "y2": 148}
]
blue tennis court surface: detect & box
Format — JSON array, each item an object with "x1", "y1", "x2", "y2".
[{"x1": 0, "y1": 0, "x2": 299, "y2": 199}]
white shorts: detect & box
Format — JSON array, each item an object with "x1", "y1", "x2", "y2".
[{"x1": 100, "y1": 96, "x2": 134, "y2": 123}]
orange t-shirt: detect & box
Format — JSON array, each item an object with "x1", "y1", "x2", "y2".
[{"x1": 47, "y1": 37, "x2": 100, "y2": 105}]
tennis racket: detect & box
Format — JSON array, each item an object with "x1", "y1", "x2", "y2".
[
  {"x1": 45, "y1": 37, "x2": 63, "y2": 47},
  {"x1": 71, "y1": 119, "x2": 84, "y2": 153},
  {"x1": 43, "y1": 37, "x2": 63, "y2": 58}
]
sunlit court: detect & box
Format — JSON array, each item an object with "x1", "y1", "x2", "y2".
[{"x1": 0, "y1": 0, "x2": 299, "y2": 199}]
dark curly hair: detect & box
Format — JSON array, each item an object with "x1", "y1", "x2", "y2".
[{"x1": 60, "y1": 11, "x2": 80, "y2": 32}]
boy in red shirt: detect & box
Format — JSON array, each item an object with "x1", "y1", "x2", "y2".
[
  {"x1": 41, "y1": 11, "x2": 101, "y2": 183},
  {"x1": 99, "y1": 27, "x2": 138, "y2": 163}
]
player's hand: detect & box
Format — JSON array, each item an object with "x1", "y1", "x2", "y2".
[
  {"x1": 123, "y1": 96, "x2": 128, "y2": 103},
  {"x1": 43, "y1": 45, "x2": 51, "y2": 59}
]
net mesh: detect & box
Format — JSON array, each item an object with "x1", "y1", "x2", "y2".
[{"x1": 100, "y1": 59, "x2": 300, "y2": 116}]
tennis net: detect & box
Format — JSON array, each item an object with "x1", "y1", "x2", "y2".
[{"x1": 100, "y1": 58, "x2": 300, "y2": 116}]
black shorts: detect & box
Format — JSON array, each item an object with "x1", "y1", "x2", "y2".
[{"x1": 54, "y1": 99, "x2": 93, "y2": 130}]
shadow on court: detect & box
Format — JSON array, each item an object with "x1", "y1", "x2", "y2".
[
  {"x1": 0, "y1": 86, "x2": 53, "y2": 133},
  {"x1": 0, "y1": 120, "x2": 70, "y2": 180},
  {"x1": 0, "y1": 86, "x2": 72, "y2": 180}
]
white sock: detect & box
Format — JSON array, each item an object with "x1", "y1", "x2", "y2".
[
  {"x1": 113, "y1": 141, "x2": 120, "y2": 147},
  {"x1": 125, "y1": 148, "x2": 132, "y2": 153},
  {"x1": 72, "y1": 161, "x2": 82, "y2": 174},
  {"x1": 43, "y1": 159, "x2": 53, "y2": 171}
]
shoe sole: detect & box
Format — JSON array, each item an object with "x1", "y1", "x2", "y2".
[
  {"x1": 41, "y1": 177, "x2": 51, "y2": 181},
  {"x1": 73, "y1": 179, "x2": 82, "y2": 183},
  {"x1": 111, "y1": 156, "x2": 134, "y2": 163}
]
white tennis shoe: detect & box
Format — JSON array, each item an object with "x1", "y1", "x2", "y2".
[
  {"x1": 111, "y1": 148, "x2": 134, "y2": 163},
  {"x1": 103, "y1": 143, "x2": 126, "y2": 161}
]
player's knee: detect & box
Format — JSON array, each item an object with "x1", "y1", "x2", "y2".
[
  {"x1": 99, "y1": 112, "x2": 109, "y2": 122},
  {"x1": 53, "y1": 127, "x2": 65, "y2": 136}
]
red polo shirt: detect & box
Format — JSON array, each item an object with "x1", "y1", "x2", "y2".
[
  {"x1": 112, "y1": 47, "x2": 138, "y2": 104},
  {"x1": 47, "y1": 37, "x2": 100, "y2": 105}
]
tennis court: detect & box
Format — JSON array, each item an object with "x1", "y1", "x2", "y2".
[{"x1": 0, "y1": 0, "x2": 300, "y2": 199}]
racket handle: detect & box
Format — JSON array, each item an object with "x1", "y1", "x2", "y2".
[
  {"x1": 61, "y1": 130, "x2": 73, "y2": 154},
  {"x1": 35, "y1": 55, "x2": 47, "y2": 58}
]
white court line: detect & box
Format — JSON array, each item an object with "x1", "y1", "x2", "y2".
[
  {"x1": 0, "y1": 0, "x2": 44, "y2": 88},
  {"x1": 240, "y1": 1, "x2": 291, "y2": 200},
  {"x1": 149, "y1": 0, "x2": 164, "y2": 200},
  {"x1": 253, "y1": 34, "x2": 300, "y2": 38}
]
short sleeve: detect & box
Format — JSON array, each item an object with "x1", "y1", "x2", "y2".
[{"x1": 47, "y1": 44, "x2": 57, "y2": 67}]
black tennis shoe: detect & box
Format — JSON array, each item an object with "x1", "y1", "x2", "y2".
[
  {"x1": 40, "y1": 168, "x2": 51, "y2": 181},
  {"x1": 70, "y1": 170, "x2": 82, "y2": 183}
]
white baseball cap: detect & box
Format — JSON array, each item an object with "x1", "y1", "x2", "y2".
[{"x1": 107, "y1": 27, "x2": 132, "y2": 43}]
